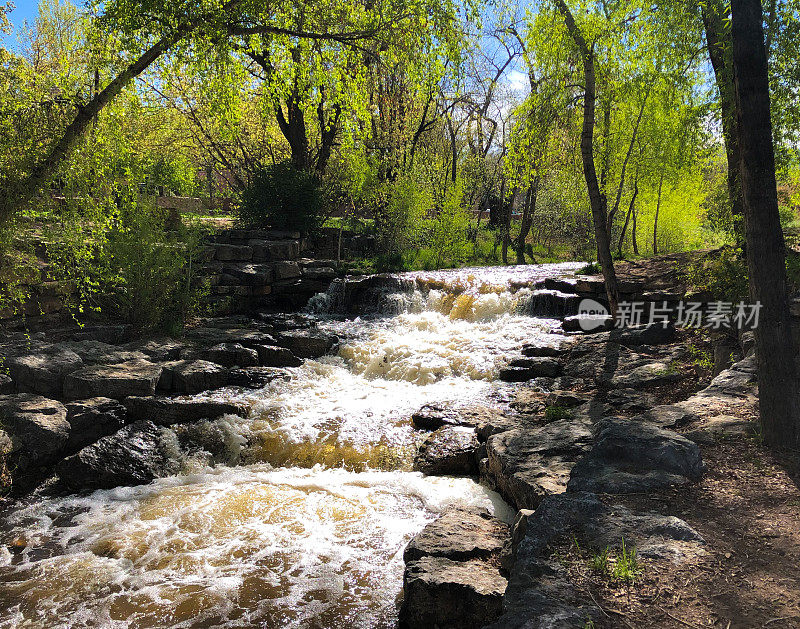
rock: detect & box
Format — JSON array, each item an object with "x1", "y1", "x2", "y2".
[
  {"x1": 613, "y1": 322, "x2": 676, "y2": 346},
  {"x1": 411, "y1": 404, "x2": 497, "y2": 430},
  {"x1": 562, "y1": 314, "x2": 613, "y2": 333},
  {"x1": 483, "y1": 419, "x2": 593, "y2": 509},
  {"x1": 545, "y1": 390, "x2": 592, "y2": 409},
  {"x1": 302, "y1": 266, "x2": 336, "y2": 280},
  {"x1": 493, "y1": 492, "x2": 704, "y2": 628},
  {"x1": 226, "y1": 367, "x2": 292, "y2": 388},
  {"x1": 254, "y1": 345, "x2": 302, "y2": 367},
  {"x1": 214, "y1": 243, "x2": 253, "y2": 261},
  {"x1": 567, "y1": 418, "x2": 703, "y2": 494},
  {"x1": 684, "y1": 415, "x2": 754, "y2": 444},
  {"x1": 125, "y1": 338, "x2": 187, "y2": 362},
  {"x1": 399, "y1": 556, "x2": 507, "y2": 629},
  {"x1": 505, "y1": 357, "x2": 562, "y2": 377},
  {"x1": 64, "y1": 360, "x2": 163, "y2": 400},
  {"x1": 0, "y1": 394, "x2": 70, "y2": 470},
  {"x1": 63, "y1": 340, "x2": 148, "y2": 365},
  {"x1": 509, "y1": 389, "x2": 546, "y2": 416},
  {"x1": 633, "y1": 404, "x2": 696, "y2": 429},
  {"x1": 521, "y1": 344, "x2": 568, "y2": 358},
  {"x1": 71, "y1": 324, "x2": 133, "y2": 344},
  {"x1": 222, "y1": 263, "x2": 273, "y2": 285},
  {"x1": 273, "y1": 260, "x2": 302, "y2": 280},
  {"x1": 6, "y1": 345, "x2": 83, "y2": 397},
  {"x1": 205, "y1": 343, "x2": 260, "y2": 367},
  {"x1": 185, "y1": 327, "x2": 276, "y2": 348},
  {"x1": 0, "y1": 374, "x2": 14, "y2": 394},
  {"x1": 414, "y1": 427, "x2": 480, "y2": 475},
  {"x1": 65, "y1": 397, "x2": 128, "y2": 452},
  {"x1": 56, "y1": 421, "x2": 180, "y2": 491},
  {"x1": 276, "y1": 329, "x2": 338, "y2": 358},
  {"x1": 608, "y1": 361, "x2": 684, "y2": 388},
  {"x1": 603, "y1": 388, "x2": 657, "y2": 414},
  {"x1": 124, "y1": 396, "x2": 248, "y2": 426},
  {"x1": 159, "y1": 360, "x2": 229, "y2": 394},
  {"x1": 404, "y1": 509, "x2": 510, "y2": 562}
]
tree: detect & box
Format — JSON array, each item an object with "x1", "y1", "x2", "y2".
[{"x1": 731, "y1": 0, "x2": 800, "y2": 449}]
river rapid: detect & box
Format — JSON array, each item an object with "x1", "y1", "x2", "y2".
[{"x1": 0, "y1": 263, "x2": 580, "y2": 628}]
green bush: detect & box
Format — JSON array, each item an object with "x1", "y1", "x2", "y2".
[
  {"x1": 238, "y1": 161, "x2": 324, "y2": 235},
  {"x1": 683, "y1": 246, "x2": 749, "y2": 302},
  {"x1": 101, "y1": 203, "x2": 208, "y2": 333}
]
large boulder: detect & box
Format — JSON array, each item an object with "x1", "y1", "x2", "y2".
[
  {"x1": 63, "y1": 340, "x2": 148, "y2": 365},
  {"x1": 567, "y1": 418, "x2": 703, "y2": 494},
  {"x1": 399, "y1": 557, "x2": 507, "y2": 629},
  {"x1": 0, "y1": 394, "x2": 70, "y2": 470},
  {"x1": 276, "y1": 329, "x2": 338, "y2": 358},
  {"x1": 65, "y1": 397, "x2": 128, "y2": 452},
  {"x1": 499, "y1": 358, "x2": 562, "y2": 382},
  {"x1": 253, "y1": 345, "x2": 302, "y2": 367},
  {"x1": 124, "y1": 396, "x2": 248, "y2": 426},
  {"x1": 5, "y1": 344, "x2": 83, "y2": 397},
  {"x1": 159, "y1": 360, "x2": 228, "y2": 394},
  {"x1": 205, "y1": 343, "x2": 259, "y2": 367},
  {"x1": 483, "y1": 419, "x2": 593, "y2": 510},
  {"x1": 185, "y1": 327, "x2": 276, "y2": 349},
  {"x1": 404, "y1": 509, "x2": 510, "y2": 563},
  {"x1": 64, "y1": 359, "x2": 163, "y2": 400},
  {"x1": 56, "y1": 421, "x2": 180, "y2": 491},
  {"x1": 411, "y1": 403, "x2": 497, "y2": 431},
  {"x1": 414, "y1": 426, "x2": 480, "y2": 476},
  {"x1": 226, "y1": 367, "x2": 292, "y2": 388}
]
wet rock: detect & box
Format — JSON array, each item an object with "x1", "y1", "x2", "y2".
[
  {"x1": 256, "y1": 312, "x2": 319, "y2": 331},
  {"x1": 57, "y1": 421, "x2": 179, "y2": 490},
  {"x1": 276, "y1": 329, "x2": 338, "y2": 358},
  {"x1": 226, "y1": 367, "x2": 292, "y2": 388},
  {"x1": 567, "y1": 418, "x2": 703, "y2": 494},
  {"x1": 521, "y1": 344, "x2": 569, "y2": 358},
  {"x1": 5, "y1": 344, "x2": 83, "y2": 397},
  {"x1": 159, "y1": 360, "x2": 228, "y2": 394},
  {"x1": 124, "y1": 396, "x2": 248, "y2": 426},
  {"x1": 499, "y1": 357, "x2": 562, "y2": 382},
  {"x1": 411, "y1": 404, "x2": 496, "y2": 430},
  {"x1": 205, "y1": 343, "x2": 259, "y2": 368},
  {"x1": 0, "y1": 394, "x2": 69, "y2": 469},
  {"x1": 399, "y1": 556, "x2": 507, "y2": 629},
  {"x1": 483, "y1": 419, "x2": 593, "y2": 509},
  {"x1": 414, "y1": 427, "x2": 480, "y2": 476},
  {"x1": 404, "y1": 509, "x2": 510, "y2": 562},
  {"x1": 254, "y1": 344, "x2": 302, "y2": 367},
  {"x1": 64, "y1": 360, "x2": 163, "y2": 400},
  {"x1": 65, "y1": 397, "x2": 128, "y2": 452}
]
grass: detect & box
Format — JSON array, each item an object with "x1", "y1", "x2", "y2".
[
  {"x1": 588, "y1": 546, "x2": 610, "y2": 573},
  {"x1": 612, "y1": 538, "x2": 641, "y2": 584},
  {"x1": 544, "y1": 404, "x2": 573, "y2": 421}
]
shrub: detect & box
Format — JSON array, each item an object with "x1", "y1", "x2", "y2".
[
  {"x1": 238, "y1": 161, "x2": 324, "y2": 235},
  {"x1": 101, "y1": 202, "x2": 208, "y2": 333},
  {"x1": 544, "y1": 405, "x2": 572, "y2": 421}
]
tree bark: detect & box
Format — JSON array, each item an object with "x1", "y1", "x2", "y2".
[
  {"x1": 617, "y1": 179, "x2": 638, "y2": 258},
  {"x1": 554, "y1": 0, "x2": 620, "y2": 315},
  {"x1": 653, "y1": 173, "x2": 664, "y2": 255},
  {"x1": 702, "y1": 0, "x2": 745, "y2": 246},
  {"x1": 731, "y1": 0, "x2": 800, "y2": 449},
  {"x1": 516, "y1": 177, "x2": 539, "y2": 264}
]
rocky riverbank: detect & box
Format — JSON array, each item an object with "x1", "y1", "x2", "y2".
[{"x1": 396, "y1": 318, "x2": 777, "y2": 628}]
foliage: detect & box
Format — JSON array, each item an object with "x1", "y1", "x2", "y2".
[
  {"x1": 683, "y1": 247, "x2": 749, "y2": 302},
  {"x1": 238, "y1": 161, "x2": 324, "y2": 234},
  {"x1": 544, "y1": 405, "x2": 572, "y2": 421},
  {"x1": 611, "y1": 538, "x2": 641, "y2": 584},
  {"x1": 426, "y1": 182, "x2": 471, "y2": 269},
  {"x1": 588, "y1": 546, "x2": 610, "y2": 573}
]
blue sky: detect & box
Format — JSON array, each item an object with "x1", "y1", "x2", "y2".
[{"x1": 2, "y1": 0, "x2": 40, "y2": 51}]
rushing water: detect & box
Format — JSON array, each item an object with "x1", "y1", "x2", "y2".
[{"x1": 0, "y1": 263, "x2": 580, "y2": 629}]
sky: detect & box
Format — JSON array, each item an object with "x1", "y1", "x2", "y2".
[{"x1": 2, "y1": 0, "x2": 40, "y2": 51}]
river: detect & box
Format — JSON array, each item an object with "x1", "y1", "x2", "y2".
[{"x1": 0, "y1": 263, "x2": 579, "y2": 628}]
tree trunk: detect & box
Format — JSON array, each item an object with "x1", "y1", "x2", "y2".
[
  {"x1": 731, "y1": 0, "x2": 800, "y2": 449},
  {"x1": 653, "y1": 173, "x2": 664, "y2": 255},
  {"x1": 702, "y1": 0, "x2": 745, "y2": 246},
  {"x1": 554, "y1": 0, "x2": 620, "y2": 316},
  {"x1": 516, "y1": 177, "x2": 539, "y2": 264},
  {"x1": 631, "y1": 198, "x2": 639, "y2": 255},
  {"x1": 617, "y1": 180, "x2": 638, "y2": 258}
]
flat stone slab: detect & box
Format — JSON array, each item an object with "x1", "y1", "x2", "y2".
[
  {"x1": 226, "y1": 367, "x2": 292, "y2": 388},
  {"x1": 399, "y1": 556, "x2": 507, "y2": 629},
  {"x1": 254, "y1": 345, "x2": 302, "y2": 367},
  {"x1": 5, "y1": 344, "x2": 83, "y2": 397},
  {"x1": 276, "y1": 329, "x2": 338, "y2": 358},
  {"x1": 411, "y1": 404, "x2": 498, "y2": 430},
  {"x1": 64, "y1": 360, "x2": 163, "y2": 400},
  {"x1": 205, "y1": 343, "x2": 259, "y2": 367},
  {"x1": 404, "y1": 509, "x2": 510, "y2": 562},
  {"x1": 567, "y1": 418, "x2": 703, "y2": 494},
  {"x1": 0, "y1": 393, "x2": 69, "y2": 469},
  {"x1": 159, "y1": 360, "x2": 228, "y2": 394},
  {"x1": 124, "y1": 396, "x2": 248, "y2": 426}
]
